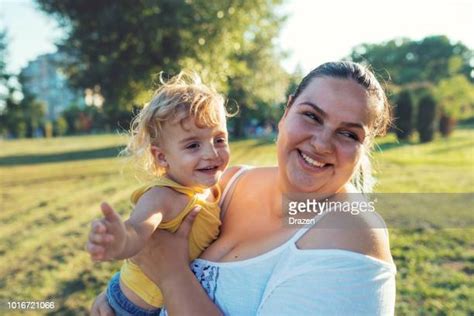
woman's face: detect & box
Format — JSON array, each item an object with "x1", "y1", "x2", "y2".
[{"x1": 277, "y1": 76, "x2": 373, "y2": 194}]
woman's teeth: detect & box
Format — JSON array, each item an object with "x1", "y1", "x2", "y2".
[{"x1": 300, "y1": 151, "x2": 326, "y2": 168}]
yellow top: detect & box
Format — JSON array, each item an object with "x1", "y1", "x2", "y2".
[{"x1": 120, "y1": 177, "x2": 222, "y2": 307}]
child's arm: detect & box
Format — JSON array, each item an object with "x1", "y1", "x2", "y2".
[{"x1": 88, "y1": 187, "x2": 177, "y2": 261}]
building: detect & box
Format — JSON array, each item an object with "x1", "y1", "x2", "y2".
[{"x1": 20, "y1": 52, "x2": 85, "y2": 121}]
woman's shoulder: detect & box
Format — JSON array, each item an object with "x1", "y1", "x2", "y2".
[{"x1": 296, "y1": 208, "x2": 394, "y2": 265}]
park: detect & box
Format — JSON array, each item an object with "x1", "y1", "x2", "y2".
[{"x1": 0, "y1": 1, "x2": 473, "y2": 315}]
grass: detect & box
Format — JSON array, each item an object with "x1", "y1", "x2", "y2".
[{"x1": 0, "y1": 129, "x2": 473, "y2": 315}]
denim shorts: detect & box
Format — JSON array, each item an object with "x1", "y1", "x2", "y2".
[{"x1": 106, "y1": 272, "x2": 162, "y2": 316}]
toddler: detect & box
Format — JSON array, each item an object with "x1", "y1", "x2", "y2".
[{"x1": 87, "y1": 71, "x2": 230, "y2": 315}]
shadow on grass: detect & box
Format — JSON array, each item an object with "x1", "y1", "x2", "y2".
[
  {"x1": 48, "y1": 268, "x2": 103, "y2": 315},
  {"x1": 0, "y1": 146, "x2": 125, "y2": 166},
  {"x1": 374, "y1": 140, "x2": 412, "y2": 152},
  {"x1": 456, "y1": 121, "x2": 474, "y2": 130}
]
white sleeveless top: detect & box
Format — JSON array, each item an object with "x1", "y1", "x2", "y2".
[{"x1": 164, "y1": 167, "x2": 397, "y2": 316}]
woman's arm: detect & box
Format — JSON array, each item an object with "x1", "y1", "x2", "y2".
[
  {"x1": 133, "y1": 208, "x2": 222, "y2": 316},
  {"x1": 159, "y1": 264, "x2": 221, "y2": 316},
  {"x1": 90, "y1": 291, "x2": 114, "y2": 316}
]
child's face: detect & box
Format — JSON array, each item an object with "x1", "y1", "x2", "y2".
[{"x1": 155, "y1": 111, "x2": 230, "y2": 189}]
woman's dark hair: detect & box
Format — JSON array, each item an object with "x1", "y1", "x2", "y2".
[{"x1": 289, "y1": 61, "x2": 392, "y2": 139}]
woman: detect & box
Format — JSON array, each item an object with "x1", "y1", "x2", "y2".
[{"x1": 90, "y1": 61, "x2": 396, "y2": 315}]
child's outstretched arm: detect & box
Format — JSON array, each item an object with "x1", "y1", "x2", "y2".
[{"x1": 88, "y1": 197, "x2": 164, "y2": 262}]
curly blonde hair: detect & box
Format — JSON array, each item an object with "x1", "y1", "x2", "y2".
[{"x1": 122, "y1": 71, "x2": 227, "y2": 177}]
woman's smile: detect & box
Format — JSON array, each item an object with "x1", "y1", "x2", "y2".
[
  {"x1": 277, "y1": 77, "x2": 371, "y2": 194},
  {"x1": 296, "y1": 149, "x2": 333, "y2": 173}
]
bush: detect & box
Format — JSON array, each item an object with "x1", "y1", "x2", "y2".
[
  {"x1": 439, "y1": 113, "x2": 457, "y2": 137},
  {"x1": 417, "y1": 94, "x2": 438, "y2": 143},
  {"x1": 62, "y1": 105, "x2": 84, "y2": 134},
  {"x1": 54, "y1": 117, "x2": 68, "y2": 136},
  {"x1": 16, "y1": 122, "x2": 27, "y2": 138},
  {"x1": 44, "y1": 121, "x2": 53, "y2": 138},
  {"x1": 395, "y1": 90, "x2": 414, "y2": 141},
  {"x1": 61, "y1": 105, "x2": 108, "y2": 134}
]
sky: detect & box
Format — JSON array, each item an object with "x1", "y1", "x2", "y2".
[{"x1": 1, "y1": 0, "x2": 473, "y2": 75}]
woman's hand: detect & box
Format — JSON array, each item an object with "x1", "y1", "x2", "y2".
[
  {"x1": 133, "y1": 207, "x2": 200, "y2": 286},
  {"x1": 133, "y1": 207, "x2": 221, "y2": 315},
  {"x1": 90, "y1": 291, "x2": 114, "y2": 316}
]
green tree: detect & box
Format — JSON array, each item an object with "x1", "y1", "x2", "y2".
[
  {"x1": 394, "y1": 89, "x2": 414, "y2": 141},
  {"x1": 2, "y1": 91, "x2": 46, "y2": 138},
  {"x1": 0, "y1": 74, "x2": 46, "y2": 138},
  {"x1": 417, "y1": 94, "x2": 438, "y2": 143},
  {"x1": 61, "y1": 105, "x2": 81, "y2": 134},
  {"x1": 348, "y1": 35, "x2": 473, "y2": 85},
  {"x1": 1, "y1": 91, "x2": 22, "y2": 137},
  {"x1": 17, "y1": 74, "x2": 47, "y2": 137},
  {"x1": 0, "y1": 30, "x2": 7, "y2": 86},
  {"x1": 435, "y1": 75, "x2": 474, "y2": 136},
  {"x1": 0, "y1": 31, "x2": 48, "y2": 138},
  {"x1": 37, "y1": 0, "x2": 288, "y2": 132},
  {"x1": 435, "y1": 75, "x2": 474, "y2": 119},
  {"x1": 0, "y1": 29, "x2": 11, "y2": 135},
  {"x1": 225, "y1": 18, "x2": 289, "y2": 137},
  {"x1": 54, "y1": 116, "x2": 68, "y2": 136}
]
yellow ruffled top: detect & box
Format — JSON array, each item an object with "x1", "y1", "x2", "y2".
[{"x1": 120, "y1": 177, "x2": 222, "y2": 307}]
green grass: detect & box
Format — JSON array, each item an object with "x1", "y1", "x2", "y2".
[{"x1": 0, "y1": 130, "x2": 473, "y2": 315}]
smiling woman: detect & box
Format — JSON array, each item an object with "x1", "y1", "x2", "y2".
[
  {"x1": 278, "y1": 62, "x2": 392, "y2": 194},
  {"x1": 90, "y1": 61, "x2": 396, "y2": 316}
]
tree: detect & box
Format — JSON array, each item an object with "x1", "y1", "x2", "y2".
[
  {"x1": 0, "y1": 30, "x2": 8, "y2": 91},
  {"x1": 17, "y1": 73, "x2": 47, "y2": 137},
  {"x1": 434, "y1": 75, "x2": 474, "y2": 136},
  {"x1": 2, "y1": 90, "x2": 46, "y2": 138},
  {"x1": 435, "y1": 75, "x2": 474, "y2": 119},
  {"x1": 61, "y1": 105, "x2": 81, "y2": 134},
  {"x1": 0, "y1": 69, "x2": 46, "y2": 138},
  {"x1": 0, "y1": 30, "x2": 28, "y2": 138},
  {"x1": 394, "y1": 89, "x2": 414, "y2": 141},
  {"x1": 417, "y1": 94, "x2": 438, "y2": 143},
  {"x1": 225, "y1": 17, "x2": 290, "y2": 137},
  {"x1": 36, "y1": 0, "x2": 289, "y2": 132},
  {"x1": 54, "y1": 116, "x2": 68, "y2": 136},
  {"x1": 348, "y1": 35, "x2": 473, "y2": 85},
  {"x1": 0, "y1": 29, "x2": 10, "y2": 135}
]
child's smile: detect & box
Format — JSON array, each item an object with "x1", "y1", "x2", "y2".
[{"x1": 153, "y1": 110, "x2": 230, "y2": 190}]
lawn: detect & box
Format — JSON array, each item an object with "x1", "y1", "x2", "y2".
[{"x1": 0, "y1": 128, "x2": 473, "y2": 315}]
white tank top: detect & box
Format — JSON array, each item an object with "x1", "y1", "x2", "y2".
[{"x1": 162, "y1": 166, "x2": 397, "y2": 315}]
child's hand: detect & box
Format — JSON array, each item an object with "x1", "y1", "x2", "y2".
[{"x1": 87, "y1": 202, "x2": 127, "y2": 262}]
